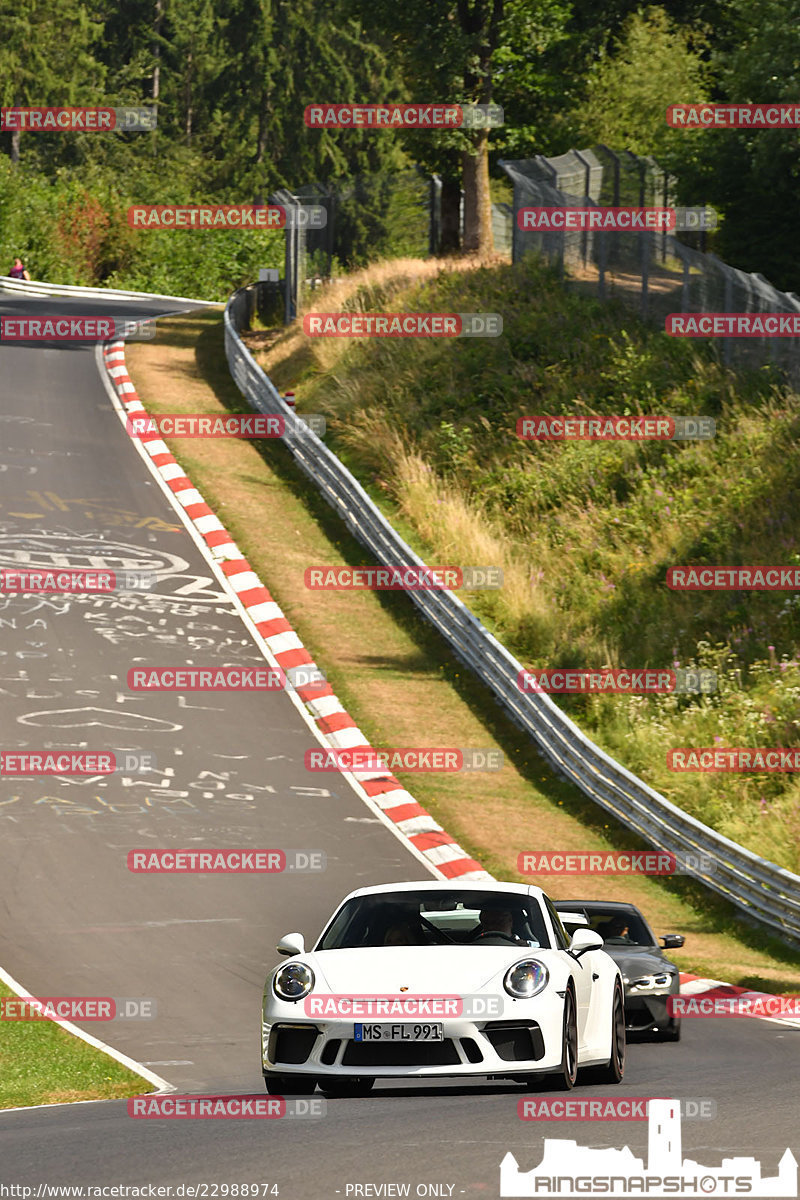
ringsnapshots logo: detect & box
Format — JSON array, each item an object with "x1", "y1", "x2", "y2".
[
  {"x1": 127, "y1": 204, "x2": 326, "y2": 229},
  {"x1": 303, "y1": 312, "x2": 502, "y2": 338},
  {"x1": 517, "y1": 416, "x2": 716, "y2": 441},
  {"x1": 0, "y1": 996, "x2": 156, "y2": 1021},
  {"x1": 517, "y1": 207, "x2": 717, "y2": 232},
  {"x1": 304, "y1": 565, "x2": 502, "y2": 590},
  {"x1": 667, "y1": 565, "x2": 800, "y2": 590},
  {"x1": 0, "y1": 568, "x2": 156, "y2": 593},
  {"x1": 517, "y1": 850, "x2": 716, "y2": 876},
  {"x1": 127, "y1": 849, "x2": 325, "y2": 873},
  {"x1": 518, "y1": 1098, "x2": 717, "y2": 1122},
  {"x1": 304, "y1": 103, "x2": 503, "y2": 129},
  {"x1": 0, "y1": 107, "x2": 156, "y2": 132},
  {"x1": 517, "y1": 668, "x2": 717, "y2": 694},
  {"x1": 1, "y1": 316, "x2": 155, "y2": 342},
  {"x1": 125, "y1": 413, "x2": 326, "y2": 440},
  {"x1": 668, "y1": 102, "x2": 800, "y2": 128},
  {"x1": 500, "y1": 1097, "x2": 797, "y2": 1198},
  {"x1": 128, "y1": 1095, "x2": 326, "y2": 1119},
  {"x1": 667, "y1": 313, "x2": 800, "y2": 337},
  {"x1": 126, "y1": 665, "x2": 328, "y2": 695},
  {"x1": 304, "y1": 747, "x2": 503, "y2": 773}
]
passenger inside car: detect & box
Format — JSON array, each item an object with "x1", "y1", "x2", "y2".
[{"x1": 596, "y1": 915, "x2": 634, "y2": 943}]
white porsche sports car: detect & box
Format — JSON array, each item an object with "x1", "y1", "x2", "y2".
[{"x1": 261, "y1": 880, "x2": 625, "y2": 1095}]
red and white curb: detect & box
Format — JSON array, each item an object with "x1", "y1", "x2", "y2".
[
  {"x1": 678, "y1": 972, "x2": 800, "y2": 1026},
  {"x1": 102, "y1": 340, "x2": 490, "y2": 883}
]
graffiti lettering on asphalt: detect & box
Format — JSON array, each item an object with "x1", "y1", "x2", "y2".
[{"x1": 2, "y1": 493, "x2": 180, "y2": 530}]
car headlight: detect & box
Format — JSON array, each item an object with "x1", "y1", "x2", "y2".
[
  {"x1": 628, "y1": 972, "x2": 673, "y2": 992},
  {"x1": 503, "y1": 960, "x2": 549, "y2": 999},
  {"x1": 273, "y1": 961, "x2": 315, "y2": 1001}
]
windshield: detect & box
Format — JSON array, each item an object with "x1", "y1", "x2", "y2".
[
  {"x1": 316, "y1": 889, "x2": 551, "y2": 950},
  {"x1": 562, "y1": 906, "x2": 656, "y2": 947}
]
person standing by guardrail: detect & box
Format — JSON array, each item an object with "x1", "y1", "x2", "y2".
[{"x1": 8, "y1": 257, "x2": 31, "y2": 280}]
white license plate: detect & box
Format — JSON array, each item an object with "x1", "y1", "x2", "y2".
[{"x1": 353, "y1": 1022, "x2": 443, "y2": 1042}]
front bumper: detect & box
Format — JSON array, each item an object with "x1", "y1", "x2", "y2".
[
  {"x1": 261, "y1": 1012, "x2": 565, "y2": 1078},
  {"x1": 624, "y1": 990, "x2": 676, "y2": 1033}
]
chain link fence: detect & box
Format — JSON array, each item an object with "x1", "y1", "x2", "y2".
[
  {"x1": 269, "y1": 171, "x2": 512, "y2": 323},
  {"x1": 500, "y1": 146, "x2": 800, "y2": 380}
]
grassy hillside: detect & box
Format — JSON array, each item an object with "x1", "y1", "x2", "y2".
[{"x1": 252, "y1": 253, "x2": 800, "y2": 873}]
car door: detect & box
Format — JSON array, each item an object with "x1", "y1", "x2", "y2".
[{"x1": 545, "y1": 897, "x2": 595, "y2": 1046}]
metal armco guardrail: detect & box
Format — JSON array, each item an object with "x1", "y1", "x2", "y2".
[
  {"x1": 0, "y1": 274, "x2": 221, "y2": 306},
  {"x1": 224, "y1": 286, "x2": 800, "y2": 949}
]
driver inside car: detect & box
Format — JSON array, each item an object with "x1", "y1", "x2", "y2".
[
  {"x1": 470, "y1": 906, "x2": 527, "y2": 945},
  {"x1": 383, "y1": 921, "x2": 417, "y2": 946}
]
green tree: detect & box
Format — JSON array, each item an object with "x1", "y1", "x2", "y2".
[
  {"x1": 209, "y1": 1, "x2": 406, "y2": 212},
  {"x1": 680, "y1": 0, "x2": 800, "y2": 289},
  {"x1": 0, "y1": 0, "x2": 105, "y2": 163},
  {"x1": 570, "y1": 8, "x2": 710, "y2": 163},
  {"x1": 346, "y1": 0, "x2": 570, "y2": 254}
]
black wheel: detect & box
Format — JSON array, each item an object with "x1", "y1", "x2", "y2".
[
  {"x1": 263, "y1": 1072, "x2": 317, "y2": 1095},
  {"x1": 589, "y1": 983, "x2": 626, "y2": 1083},
  {"x1": 319, "y1": 1077, "x2": 375, "y2": 1097},
  {"x1": 549, "y1": 988, "x2": 578, "y2": 1090},
  {"x1": 658, "y1": 1018, "x2": 681, "y2": 1042}
]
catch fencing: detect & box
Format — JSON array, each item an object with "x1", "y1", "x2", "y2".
[
  {"x1": 275, "y1": 171, "x2": 512, "y2": 322},
  {"x1": 500, "y1": 146, "x2": 800, "y2": 380},
  {"x1": 225, "y1": 287, "x2": 800, "y2": 950}
]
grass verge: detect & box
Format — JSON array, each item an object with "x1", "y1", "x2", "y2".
[{"x1": 0, "y1": 981, "x2": 150, "y2": 1110}]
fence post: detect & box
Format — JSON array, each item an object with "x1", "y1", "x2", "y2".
[
  {"x1": 573, "y1": 149, "x2": 594, "y2": 268},
  {"x1": 681, "y1": 254, "x2": 690, "y2": 312},
  {"x1": 723, "y1": 267, "x2": 733, "y2": 368},
  {"x1": 429, "y1": 175, "x2": 442, "y2": 256},
  {"x1": 598, "y1": 228, "x2": 606, "y2": 301},
  {"x1": 661, "y1": 171, "x2": 669, "y2": 264}
]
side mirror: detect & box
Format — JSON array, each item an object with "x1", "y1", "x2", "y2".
[
  {"x1": 277, "y1": 932, "x2": 305, "y2": 957},
  {"x1": 569, "y1": 928, "x2": 604, "y2": 956},
  {"x1": 660, "y1": 934, "x2": 685, "y2": 949}
]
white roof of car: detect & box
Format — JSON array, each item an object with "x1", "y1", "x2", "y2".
[{"x1": 344, "y1": 880, "x2": 546, "y2": 902}]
